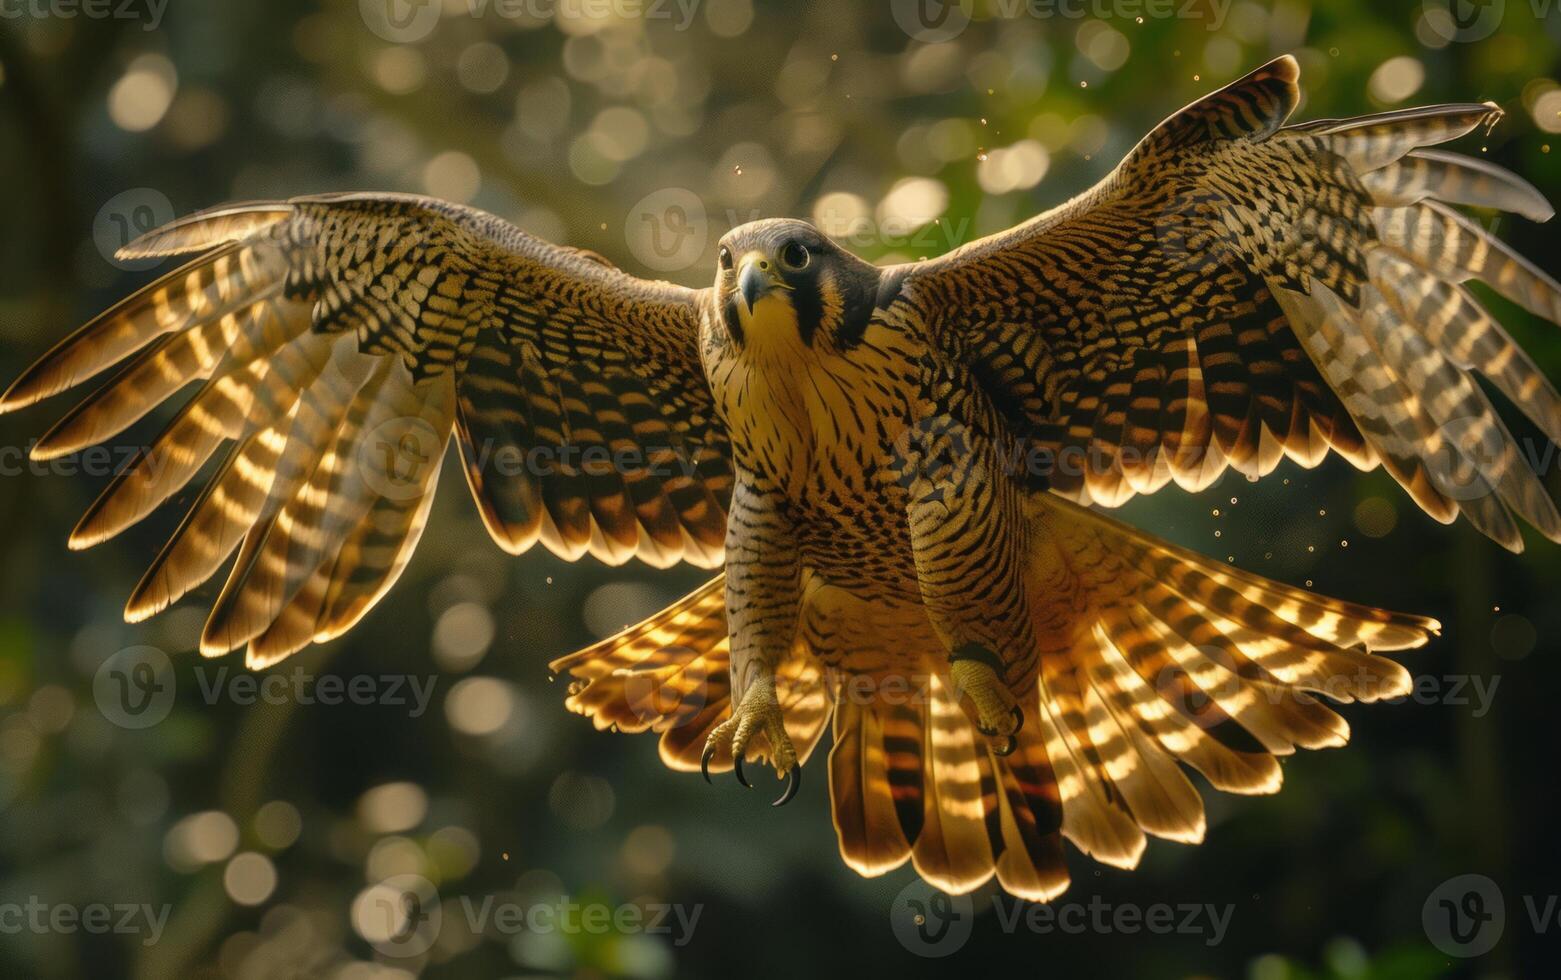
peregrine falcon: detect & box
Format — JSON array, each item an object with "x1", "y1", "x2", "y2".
[{"x1": 6, "y1": 57, "x2": 1557, "y2": 900}]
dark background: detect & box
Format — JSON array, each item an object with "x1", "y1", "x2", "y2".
[{"x1": 2, "y1": 0, "x2": 1560, "y2": 976}]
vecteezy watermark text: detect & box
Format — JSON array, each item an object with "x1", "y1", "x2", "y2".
[
  {"x1": 890, "y1": 880, "x2": 1233, "y2": 956},
  {"x1": 357, "y1": 874, "x2": 702, "y2": 958},
  {"x1": 460, "y1": 895, "x2": 701, "y2": 945},
  {"x1": 0, "y1": 898, "x2": 171, "y2": 947},
  {"x1": 991, "y1": 895, "x2": 1233, "y2": 944},
  {"x1": 892, "y1": 407, "x2": 1561, "y2": 509},
  {"x1": 997, "y1": 0, "x2": 1231, "y2": 27},
  {"x1": 94, "y1": 646, "x2": 438, "y2": 729},
  {"x1": 192, "y1": 666, "x2": 438, "y2": 718},
  {"x1": 890, "y1": 0, "x2": 1231, "y2": 44},
  {"x1": 0, "y1": 440, "x2": 155, "y2": 479},
  {"x1": 360, "y1": 0, "x2": 702, "y2": 43},
  {"x1": 0, "y1": 0, "x2": 166, "y2": 31}
]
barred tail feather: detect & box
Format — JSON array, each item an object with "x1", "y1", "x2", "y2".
[
  {"x1": 831, "y1": 674, "x2": 1069, "y2": 902},
  {"x1": 830, "y1": 698, "x2": 918, "y2": 879},
  {"x1": 1026, "y1": 494, "x2": 1436, "y2": 864}
]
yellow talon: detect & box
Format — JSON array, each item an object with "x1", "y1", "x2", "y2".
[
  {"x1": 701, "y1": 674, "x2": 801, "y2": 805},
  {"x1": 949, "y1": 650, "x2": 1025, "y2": 753}
]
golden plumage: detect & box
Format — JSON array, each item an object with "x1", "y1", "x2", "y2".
[{"x1": 6, "y1": 56, "x2": 1555, "y2": 900}]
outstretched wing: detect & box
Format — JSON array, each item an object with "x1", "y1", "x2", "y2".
[
  {"x1": 894, "y1": 55, "x2": 1561, "y2": 551},
  {"x1": 1, "y1": 193, "x2": 731, "y2": 665}
]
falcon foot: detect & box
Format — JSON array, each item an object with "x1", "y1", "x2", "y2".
[
  {"x1": 700, "y1": 674, "x2": 801, "y2": 806},
  {"x1": 949, "y1": 644, "x2": 1025, "y2": 757}
]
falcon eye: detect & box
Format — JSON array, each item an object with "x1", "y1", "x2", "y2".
[
  {"x1": 718, "y1": 246, "x2": 733, "y2": 271},
  {"x1": 779, "y1": 241, "x2": 810, "y2": 271}
]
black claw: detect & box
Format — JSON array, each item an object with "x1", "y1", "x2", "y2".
[
  {"x1": 701, "y1": 744, "x2": 716, "y2": 785},
  {"x1": 994, "y1": 734, "x2": 1018, "y2": 757},
  {"x1": 1010, "y1": 704, "x2": 1024, "y2": 733},
  {"x1": 772, "y1": 766, "x2": 801, "y2": 807},
  {"x1": 734, "y1": 754, "x2": 753, "y2": 789}
]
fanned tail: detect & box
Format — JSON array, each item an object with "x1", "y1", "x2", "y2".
[
  {"x1": 549, "y1": 492, "x2": 1436, "y2": 903},
  {"x1": 824, "y1": 493, "x2": 1435, "y2": 901},
  {"x1": 1018, "y1": 494, "x2": 1437, "y2": 870}
]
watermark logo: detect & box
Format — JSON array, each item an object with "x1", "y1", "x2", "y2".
[
  {"x1": 617, "y1": 648, "x2": 711, "y2": 726},
  {"x1": 1429, "y1": 416, "x2": 1511, "y2": 503},
  {"x1": 359, "y1": 0, "x2": 443, "y2": 43},
  {"x1": 361, "y1": 415, "x2": 444, "y2": 501},
  {"x1": 1423, "y1": 874, "x2": 1504, "y2": 957},
  {"x1": 93, "y1": 188, "x2": 174, "y2": 272},
  {"x1": 1150, "y1": 659, "x2": 1229, "y2": 730},
  {"x1": 93, "y1": 645, "x2": 177, "y2": 730},
  {"x1": 626, "y1": 187, "x2": 709, "y2": 274},
  {"x1": 890, "y1": 0, "x2": 972, "y2": 43},
  {"x1": 1423, "y1": 0, "x2": 1506, "y2": 43},
  {"x1": 1150, "y1": 184, "x2": 1238, "y2": 272},
  {"x1": 890, "y1": 879, "x2": 974, "y2": 956},
  {"x1": 889, "y1": 412, "x2": 977, "y2": 506},
  {"x1": 356, "y1": 873, "x2": 443, "y2": 958}
]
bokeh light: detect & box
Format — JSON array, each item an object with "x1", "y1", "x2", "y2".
[
  {"x1": 224, "y1": 852, "x2": 279, "y2": 906},
  {"x1": 446, "y1": 676, "x2": 515, "y2": 736},
  {"x1": 107, "y1": 53, "x2": 177, "y2": 132},
  {"x1": 357, "y1": 782, "x2": 428, "y2": 835}
]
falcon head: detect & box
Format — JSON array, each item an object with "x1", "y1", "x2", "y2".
[{"x1": 715, "y1": 218, "x2": 879, "y2": 353}]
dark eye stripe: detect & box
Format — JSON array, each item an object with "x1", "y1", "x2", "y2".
[
  {"x1": 792, "y1": 272, "x2": 824, "y2": 348},
  {"x1": 721, "y1": 291, "x2": 745, "y2": 346}
]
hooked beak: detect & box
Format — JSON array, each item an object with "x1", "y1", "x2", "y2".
[{"x1": 737, "y1": 253, "x2": 784, "y2": 313}]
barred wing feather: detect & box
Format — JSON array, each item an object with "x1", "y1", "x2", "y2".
[
  {"x1": 902, "y1": 55, "x2": 1561, "y2": 551},
  {"x1": 0, "y1": 193, "x2": 732, "y2": 665}
]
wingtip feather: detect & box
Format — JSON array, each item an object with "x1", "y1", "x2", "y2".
[{"x1": 117, "y1": 202, "x2": 291, "y2": 260}]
